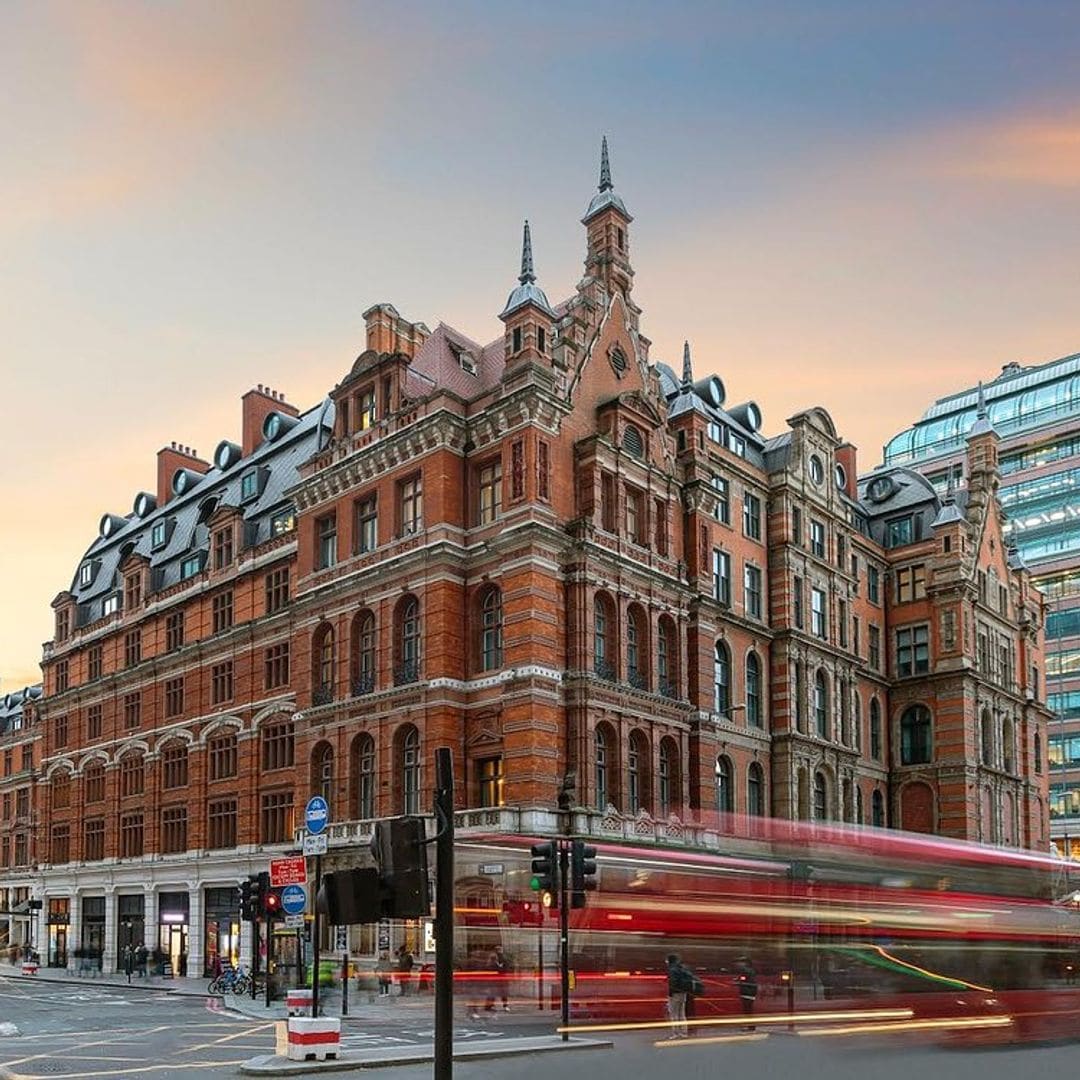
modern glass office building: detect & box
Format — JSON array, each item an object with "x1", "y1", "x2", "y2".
[{"x1": 883, "y1": 352, "x2": 1080, "y2": 855}]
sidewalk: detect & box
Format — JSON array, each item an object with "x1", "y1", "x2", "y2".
[
  {"x1": 0, "y1": 960, "x2": 210, "y2": 997},
  {"x1": 240, "y1": 1035, "x2": 613, "y2": 1075}
]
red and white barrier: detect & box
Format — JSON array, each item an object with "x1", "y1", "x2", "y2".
[
  {"x1": 285, "y1": 988, "x2": 314, "y2": 1017},
  {"x1": 21, "y1": 961, "x2": 38, "y2": 976},
  {"x1": 286, "y1": 1017, "x2": 340, "y2": 1062}
]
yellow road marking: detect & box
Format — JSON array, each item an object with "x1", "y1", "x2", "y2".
[
  {"x1": 176, "y1": 1021, "x2": 274, "y2": 1053},
  {"x1": 656, "y1": 1032, "x2": 770, "y2": 1048},
  {"x1": 2, "y1": 1060, "x2": 245, "y2": 1079},
  {"x1": 559, "y1": 1007, "x2": 915, "y2": 1034}
]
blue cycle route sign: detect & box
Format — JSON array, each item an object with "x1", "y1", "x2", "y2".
[
  {"x1": 281, "y1": 884, "x2": 307, "y2": 916},
  {"x1": 305, "y1": 795, "x2": 329, "y2": 835}
]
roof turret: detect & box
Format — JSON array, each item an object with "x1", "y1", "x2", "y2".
[
  {"x1": 500, "y1": 220, "x2": 555, "y2": 319},
  {"x1": 582, "y1": 136, "x2": 632, "y2": 224}
]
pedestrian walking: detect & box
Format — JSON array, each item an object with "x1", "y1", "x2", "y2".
[
  {"x1": 485, "y1": 945, "x2": 513, "y2": 1012},
  {"x1": 665, "y1": 953, "x2": 695, "y2": 1038},
  {"x1": 396, "y1": 946, "x2": 414, "y2": 996},
  {"x1": 376, "y1": 951, "x2": 393, "y2": 996},
  {"x1": 735, "y1": 956, "x2": 758, "y2": 1030}
]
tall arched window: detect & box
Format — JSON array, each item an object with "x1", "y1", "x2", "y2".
[
  {"x1": 626, "y1": 606, "x2": 647, "y2": 689},
  {"x1": 1003, "y1": 717, "x2": 1015, "y2": 773},
  {"x1": 353, "y1": 733, "x2": 375, "y2": 819},
  {"x1": 870, "y1": 698, "x2": 882, "y2": 760},
  {"x1": 658, "y1": 737, "x2": 679, "y2": 816},
  {"x1": 714, "y1": 642, "x2": 731, "y2": 714},
  {"x1": 980, "y1": 709, "x2": 993, "y2": 766},
  {"x1": 396, "y1": 597, "x2": 420, "y2": 685},
  {"x1": 1035, "y1": 730, "x2": 1043, "y2": 774},
  {"x1": 398, "y1": 725, "x2": 420, "y2": 814},
  {"x1": 747, "y1": 762, "x2": 766, "y2": 816},
  {"x1": 595, "y1": 727, "x2": 609, "y2": 809},
  {"x1": 853, "y1": 693, "x2": 862, "y2": 753},
  {"x1": 872, "y1": 789, "x2": 886, "y2": 827},
  {"x1": 746, "y1": 652, "x2": 763, "y2": 727},
  {"x1": 794, "y1": 660, "x2": 806, "y2": 732},
  {"x1": 312, "y1": 743, "x2": 334, "y2": 811},
  {"x1": 480, "y1": 588, "x2": 503, "y2": 672},
  {"x1": 352, "y1": 611, "x2": 376, "y2": 696},
  {"x1": 839, "y1": 678, "x2": 850, "y2": 745},
  {"x1": 627, "y1": 730, "x2": 650, "y2": 814},
  {"x1": 813, "y1": 771, "x2": 828, "y2": 821},
  {"x1": 715, "y1": 755, "x2": 734, "y2": 814},
  {"x1": 900, "y1": 705, "x2": 932, "y2": 765},
  {"x1": 52, "y1": 771, "x2": 72, "y2": 810},
  {"x1": 313, "y1": 622, "x2": 335, "y2": 703},
  {"x1": 657, "y1": 616, "x2": 677, "y2": 697},
  {"x1": 594, "y1": 595, "x2": 614, "y2": 679},
  {"x1": 814, "y1": 669, "x2": 829, "y2": 738},
  {"x1": 855, "y1": 785, "x2": 864, "y2": 825}
]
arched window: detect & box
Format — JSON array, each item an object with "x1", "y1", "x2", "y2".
[
  {"x1": 814, "y1": 669, "x2": 829, "y2": 738},
  {"x1": 51, "y1": 771, "x2": 72, "y2": 810},
  {"x1": 161, "y1": 742, "x2": 189, "y2": 790},
  {"x1": 855, "y1": 785, "x2": 864, "y2": 826},
  {"x1": 714, "y1": 641, "x2": 731, "y2": 714},
  {"x1": 480, "y1": 588, "x2": 503, "y2": 672},
  {"x1": 981, "y1": 709, "x2": 993, "y2": 767},
  {"x1": 870, "y1": 698, "x2": 882, "y2": 760},
  {"x1": 313, "y1": 622, "x2": 336, "y2": 703},
  {"x1": 715, "y1": 755, "x2": 734, "y2": 814},
  {"x1": 842, "y1": 777, "x2": 853, "y2": 822},
  {"x1": 352, "y1": 733, "x2": 375, "y2": 819},
  {"x1": 658, "y1": 737, "x2": 679, "y2": 816},
  {"x1": 628, "y1": 730, "x2": 650, "y2": 813},
  {"x1": 853, "y1": 693, "x2": 862, "y2": 753},
  {"x1": 84, "y1": 761, "x2": 106, "y2": 804},
  {"x1": 901, "y1": 705, "x2": 932, "y2": 765},
  {"x1": 312, "y1": 743, "x2": 334, "y2": 811},
  {"x1": 398, "y1": 725, "x2": 420, "y2": 814},
  {"x1": 594, "y1": 594, "x2": 614, "y2": 679},
  {"x1": 396, "y1": 597, "x2": 420, "y2": 685},
  {"x1": 813, "y1": 772, "x2": 828, "y2": 821},
  {"x1": 120, "y1": 753, "x2": 145, "y2": 798},
  {"x1": 794, "y1": 660, "x2": 806, "y2": 733},
  {"x1": 657, "y1": 616, "x2": 677, "y2": 697},
  {"x1": 839, "y1": 677, "x2": 850, "y2": 745},
  {"x1": 595, "y1": 726, "x2": 609, "y2": 809},
  {"x1": 872, "y1": 789, "x2": 886, "y2": 827},
  {"x1": 351, "y1": 610, "x2": 376, "y2": 696},
  {"x1": 747, "y1": 761, "x2": 766, "y2": 816},
  {"x1": 626, "y1": 606, "x2": 647, "y2": 689},
  {"x1": 746, "y1": 652, "x2": 763, "y2": 727},
  {"x1": 1003, "y1": 717, "x2": 1015, "y2": 773},
  {"x1": 1035, "y1": 730, "x2": 1043, "y2": 774}
]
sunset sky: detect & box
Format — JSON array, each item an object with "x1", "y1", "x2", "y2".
[{"x1": 4, "y1": 0, "x2": 1080, "y2": 689}]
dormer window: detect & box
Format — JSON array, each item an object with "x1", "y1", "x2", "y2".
[
  {"x1": 241, "y1": 471, "x2": 258, "y2": 501},
  {"x1": 622, "y1": 425, "x2": 644, "y2": 458},
  {"x1": 151, "y1": 520, "x2": 168, "y2": 549},
  {"x1": 213, "y1": 527, "x2": 234, "y2": 570},
  {"x1": 459, "y1": 352, "x2": 477, "y2": 374},
  {"x1": 272, "y1": 507, "x2": 296, "y2": 536},
  {"x1": 729, "y1": 432, "x2": 746, "y2": 457},
  {"x1": 708, "y1": 421, "x2": 722, "y2": 443},
  {"x1": 180, "y1": 554, "x2": 204, "y2": 580},
  {"x1": 102, "y1": 594, "x2": 120, "y2": 617},
  {"x1": 358, "y1": 386, "x2": 377, "y2": 430},
  {"x1": 78, "y1": 563, "x2": 94, "y2": 587},
  {"x1": 512, "y1": 327, "x2": 522, "y2": 354}
]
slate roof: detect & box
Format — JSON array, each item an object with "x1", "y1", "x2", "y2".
[
  {"x1": 0, "y1": 685, "x2": 40, "y2": 737},
  {"x1": 408, "y1": 323, "x2": 505, "y2": 401}
]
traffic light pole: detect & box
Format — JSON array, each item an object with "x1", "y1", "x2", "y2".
[
  {"x1": 312, "y1": 854, "x2": 322, "y2": 1018},
  {"x1": 250, "y1": 915, "x2": 258, "y2": 1001},
  {"x1": 558, "y1": 840, "x2": 570, "y2": 1042},
  {"x1": 433, "y1": 747, "x2": 455, "y2": 1080}
]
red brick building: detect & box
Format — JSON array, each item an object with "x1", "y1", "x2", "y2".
[{"x1": 3, "y1": 141, "x2": 1051, "y2": 974}]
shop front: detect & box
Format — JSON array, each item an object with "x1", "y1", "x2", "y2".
[
  {"x1": 157, "y1": 892, "x2": 189, "y2": 976},
  {"x1": 203, "y1": 887, "x2": 239, "y2": 977},
  {"x1": 46, "y1": 898, "x2": 69, "y2": 968},
  {"x1": 116, "y1": 893, "x2": 145, "y2": 973},
  {"x1": 81, "y1": 897, "x2": 105, "y2": 970}
]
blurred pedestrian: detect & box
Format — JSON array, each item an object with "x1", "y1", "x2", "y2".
[
  {"x1": 485, "y1": 945, "x2": 513, "y2": 1012},
  {"x1": 376, "y1": 951, "x2": 393, "y2": 997},
  {"x1": 665, "y1": 953, "x2": 694, "y2": 1038},
  {"x1": 396, "y1": 946, "x2": 414, "y2": 996},
  {"x1": 734, "y1": 956, "x2": 758, "y2": 1030}
]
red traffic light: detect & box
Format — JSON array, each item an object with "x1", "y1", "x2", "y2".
[{"x1": 263, "y1": 890, "x2": 283, "y2": 917}]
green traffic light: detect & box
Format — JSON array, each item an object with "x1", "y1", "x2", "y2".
[{"x1": 530, "y1": 875, "x2": 542, "y2": 891}]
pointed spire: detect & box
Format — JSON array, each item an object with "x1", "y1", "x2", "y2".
[
  {"x1": 944, "y1": 468, "x2": 957, "y2": 503},
  {"x1": 519, "y1": 220, "x2": 536, "y2": 284},
  {"x1": 681, "y1": 341, "x2": 694, "y2": 389},
  {"x1": 976, "y1": 379, "x2": 987, "y2": 419},
  {"x1": 599, "y1": 135, "x2": 613, "y2": 192},
  {"x1": 969, "y1": 378, "x2": 996, "y2": 438}
]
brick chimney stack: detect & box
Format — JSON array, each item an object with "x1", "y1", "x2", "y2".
[
  {"x1": 362, "y1": 303, "x2": 429, "y2": 358},
  {"x1": 242, "y1": 384, "x2": 299, "y2": 456},
  {"x1": 835, "y1": 443, "x2": 859, "y2": 501},
  {"x1": 156, "y1": 443, "x2": 210, "y2": 506}
]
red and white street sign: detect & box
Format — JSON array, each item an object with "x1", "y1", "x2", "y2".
[{"x1": 270, "y1": 855, "x2": 307, "y2": 888}]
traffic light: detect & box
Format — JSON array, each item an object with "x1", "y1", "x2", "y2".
[
  {"x1": 530, "y1": 841, "x2": 557, "y2": 894},
  {"x1": 239, "y1": 875, "x2": 260, "y2": 922},
  {"x1": 570, "y1": 839, "x2": 597, "y2": 909},
  {"x1": 263, "y1": 888, "x2": 283, "y2": 921},
  {"x1": 317, "y1": 867, "x2": 383, "y2": 925},
  {"x1": 372, "y1": 817, "x2": 430, "y2": 920}
]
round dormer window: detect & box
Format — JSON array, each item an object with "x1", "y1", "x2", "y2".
[
  {"x1": 265, "y1": 413, "x2": 282, "y2": 440},
  {"x1": 217, "y1": 444, "x2": 232, "y2": 469},
  {"x1": 809, "y1": 455, "x2": 825, "y2": 486},
  {"x1": 174, "y1": 471, "x2": 189, "y2": 495},
  {"x1": 835, "y1": 463, "x2": 847, "y2": 490},
  {"x1": 866, "y1": 475, "x2": 897, "y2": 503}
]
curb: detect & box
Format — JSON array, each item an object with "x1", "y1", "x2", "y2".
[
  {"x1": 0, "y1": 968, "x2": 209, "y2": 997},
  {"x1": 240, "y1": 1036, "x2": 613, "y2": 1074}
]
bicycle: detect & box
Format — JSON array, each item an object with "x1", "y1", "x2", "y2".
[{"x1": 207, "y1": 964, "x2": 251, "y2": 996}]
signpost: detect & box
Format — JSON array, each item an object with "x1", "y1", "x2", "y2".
[
  {"x1": 305, "y1": 795, "x2": 329, "y2": 1019},
  {"x1": 270, "y1": 857, "x2": 307, "y2": 889},
  {"x1": 280, "y1": 884, "x2": 307, "y2": 916}
]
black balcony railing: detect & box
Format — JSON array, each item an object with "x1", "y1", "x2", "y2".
[
  {"x1": 395, "y1": 661, "x2": 420, "y2": 686},
  {"x1": 351, "y1": 674, "x2": 375, "y2": 697},
  {"x1": 658, "y1": 681, "x2": 677, "y2": 699},
  {"x1": 593, "y1": 659, "x2": 617, "y2": 682},
  {"x1": 312, "y1": 685, "x2": 334, "y2": 706},
  {"x1": 627, "y1": 670, "x2": 648, "y2": 691}
]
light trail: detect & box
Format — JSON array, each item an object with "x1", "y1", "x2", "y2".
[{"x1": 558, "y1": 1007, "x2": 915, "y2": 1034}]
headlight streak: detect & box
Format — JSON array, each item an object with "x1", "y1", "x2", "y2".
[
  {"x1": 797, "y1": 1016, "x2": 1013, "y2": 1037},
  {"x1": 655, "y1": 1033, "x2": 770, "y2": 1048},
  {"x1": 557, "y1": 1007, "x2": 915, "y2": 1035}
]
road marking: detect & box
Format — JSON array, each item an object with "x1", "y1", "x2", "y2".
[
  {"x1": 1, "y1": 1059, "x2": 245, "y2": 1079},
  {"x1": 176, "y1": 1021, "x2": 275, "y2": 1053},
  {"x1": 0, "y1": 1025, "x2": 170, "y2": 1069}
]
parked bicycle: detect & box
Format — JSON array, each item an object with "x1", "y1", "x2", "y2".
[{"x1": 207, "y1": 964, "x2": 252, "y2": 996}]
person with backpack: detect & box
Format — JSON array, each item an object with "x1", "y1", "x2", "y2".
[{"x1": 665, "y1": 953, "x2": 695, "y2": 1038}]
